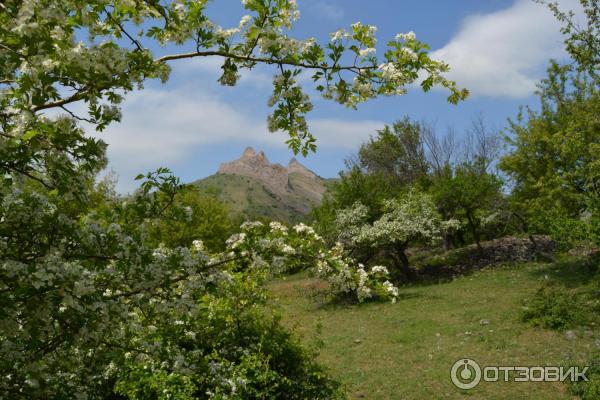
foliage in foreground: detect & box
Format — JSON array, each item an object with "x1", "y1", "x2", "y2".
[
  {"x1": 0, "y1": 0, "x2": 465, "y2": 397},
  {"x1": 0, "y1": 168, "x2": 396, "y2": 399},
  {"x1": 570, "y1": 352, "x2": 600, "y2": 400},
  {"x1": 113, "y1": 273, "x2": 343, "y2": 400}
]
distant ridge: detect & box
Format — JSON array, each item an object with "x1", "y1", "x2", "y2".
[{"x1": 193, "y1": 147, "x2": 329, "y2": 222}]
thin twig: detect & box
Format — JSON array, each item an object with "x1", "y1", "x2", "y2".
[
  {"x1": 60, "y1": 105, "x2": 95, "y2": 124},
  {"x1": 104, "y1": 8, "x2": 145, "y2": 51},
  {"x1": 156, "y1": 50, "x2": 370, "y2": 72}
]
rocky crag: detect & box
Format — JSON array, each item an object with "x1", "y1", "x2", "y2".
[{"x1": 194, "y1": 147, "x2": 329, "y2": 222}]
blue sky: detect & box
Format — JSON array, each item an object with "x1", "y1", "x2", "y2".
[{"x1": 96, "y1": 0, "x2": 578, "y2": 192}]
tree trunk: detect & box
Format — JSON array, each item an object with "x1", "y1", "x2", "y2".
[
  {"x1": 454, "y1": 229, "x2": 466, "y2": 247},
  {"x1": 511, "y1": 211, "x2": 537, "y2": 251},
  {"x1": 443, "y1": 233, "x2": 453, "y2": 251},
  {"x1": 466, "y1": 210, "x2": 483, "y2": 254},
  {"x1": 391, "y1": 242, "x2": 412, "y2": 282}
]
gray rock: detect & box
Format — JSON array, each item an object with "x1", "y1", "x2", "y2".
[{"x1": 565, "y1": 330, "x2": 577, "y2": 340}]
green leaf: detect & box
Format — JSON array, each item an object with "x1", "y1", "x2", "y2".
[{"x1": 21, "y1": 130, "x2": 39, "y2": 141}]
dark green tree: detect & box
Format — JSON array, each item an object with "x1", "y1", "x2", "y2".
[
  {"x1": 356, "y1": 117, "x2": 430, "y2": 188},
  {"x1": 431, "y1": 158, "x2": 503, "y2": 252}
]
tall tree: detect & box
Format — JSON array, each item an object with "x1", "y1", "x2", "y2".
[
  {"x1": 431, "y1": 158, "x2": 503, "y2": 252},
  {"x1": 500, "y1": 1, "x2": 600, "y2": 243},
  {"x1": 356, "y1": 117, "x2": 430, "y2": 188}
]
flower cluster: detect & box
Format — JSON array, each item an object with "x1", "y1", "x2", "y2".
[{"x1": 315, "y1": 243, "x2": 399, "y2": 303}]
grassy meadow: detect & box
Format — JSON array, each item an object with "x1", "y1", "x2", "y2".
[{"x1": 268, "y1": 258, "x2": 599, "y2": 399}]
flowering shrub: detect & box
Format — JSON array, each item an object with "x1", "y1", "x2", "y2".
[
  {"x1": 315, "y1": 243, "x2": 399, "y2": 303},
  {"x1": 335, "y1": 190, "x2": 443, "y2": 279},
  {"x1": 223, "y1": 219, "x2": 399, "y2": 304}
]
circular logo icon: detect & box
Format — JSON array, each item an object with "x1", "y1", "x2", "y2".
[{"x1": 451, "y1": 358, "x2": 482, "y2": 390}]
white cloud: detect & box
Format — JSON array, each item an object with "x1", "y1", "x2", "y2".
[
  {"x1": 170, "y1": 57, "x2": 274, "y2": 89},
  {"x1": 430, "y1": 0, "x2": 580, "y2": 98},
  {"x1": 93, "y1": 86, "x2": 383, "y2": 191},
  {"x1": 310, "y1": 118, "x2": 384, "y2": 149},
  {"x1": 96, "y1": 89, "x2": 272, "y2": 168},
  {"x1": 311, "y1": 2, "x2": 344, "y2": 22}
]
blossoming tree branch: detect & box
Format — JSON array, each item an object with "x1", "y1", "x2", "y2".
[{"x1": 1, "y1": 0, "x2": 467, "y2": 156}]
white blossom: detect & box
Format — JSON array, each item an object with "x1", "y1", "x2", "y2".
[
  {"x1": 395, "y1": 31, "x2": 416, "y2": 41},
  {"x1": 330, "y1": 28, "x2": 350, "y2": 42},
  {"x1": 192, "y1": 240, "x2": 204, "y2": 252},
  {"x1": 359, "y1": 47, "x2": 376, "y2": 58}
]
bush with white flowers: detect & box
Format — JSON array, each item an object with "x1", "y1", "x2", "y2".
[
  {"x1": 224, "y1": 220, "x2": 399, "y2": 304},
  {"x1": 335, "y1": 190, "x2": 444, "y2": 279},
  {"x1": 314, "y1": 243, "x2": 399, "y2": 303}
]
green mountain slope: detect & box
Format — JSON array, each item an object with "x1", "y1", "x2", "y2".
[{"x1": 191, "y1": 148, "x2": 330, "y2": 223}]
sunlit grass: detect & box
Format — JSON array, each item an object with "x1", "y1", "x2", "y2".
[{"x1": 268, "y1": 260, "x2": 598, "y2": 399}]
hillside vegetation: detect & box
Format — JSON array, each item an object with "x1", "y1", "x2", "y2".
[
  {"x1": 193, "y1": 148, "x2": 331, "y2": 222},
  {"x1": 2, "y1": 0, "x2": 599, "y2": 399},
  {"x1": 269, "y1": 256, "x2": 599, "y2": 399}
]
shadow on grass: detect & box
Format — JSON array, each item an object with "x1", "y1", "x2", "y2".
[
  {"x1": 526, "y1": 256, "x2": 598, "y2": 288},
  {"x1": 309, "y1": 291, "x2": 423, "y2": 312}
]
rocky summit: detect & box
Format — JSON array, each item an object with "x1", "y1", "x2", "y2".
[{"x1": 193, "y1": 147, "x2": 329, "y2": 222}]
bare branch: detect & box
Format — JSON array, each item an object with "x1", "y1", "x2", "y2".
[
  {"x1": 104, "y1": 8, "x2": 145, "y2": 52},
  {"x1": 464, "y1": 114, "x2": 501, "y2": 170},
  {"x1": 59, "y1": 106, "x2": 95, "y2": 124},
  {"x1": 423, "y1": 121, "x2": 456, "y2": 175}
]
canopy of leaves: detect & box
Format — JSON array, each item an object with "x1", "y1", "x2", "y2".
[
  {"x1": 497, "y1": 0, "x2": 600, "y2": 246},
  {"x1": 356, "y1": 118, "x2": 429, "y2": 188}
]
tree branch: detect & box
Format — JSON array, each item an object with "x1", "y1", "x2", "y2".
[
  {"x1": 5, "y1": 165, "x2": 53, "y2": 189},
  {"x1": 60, "y1": 105, "x2": 95, "y2": 124},
  {"x1": 108, "y1": 254, "x2": 244, "y2": 300},
  {"x1": 30, "y1": 51, "x2": 375, "y2": 113},
  {"x1": 156, "y1": 50, "x2": 373, "y2": 72},
  {"x1": 32, "y1": 90, "x2": 87, "y2": 112},
  {"x1": 104, "y1": 8, "x2": 145, "y2": 52}
]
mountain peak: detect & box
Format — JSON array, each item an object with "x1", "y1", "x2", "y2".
[
  {"x1": 288, "y1": 157, "x2": 317, "y2": 179},
  {"x1": 242, "y1": 146, "x2": 256, "y2": 158},
  {"x1": 196, "y1": 148, "x2": 328, "y2": 221},
  {"x1": 218, "y1": 148, "x2": 287, "y2": 191},
  {"x1": 217, "y1": 148, "x2": 319, "y2": 193},
  {"x1": 239, "y1": 146, "x2": 269, "y2": 165}
]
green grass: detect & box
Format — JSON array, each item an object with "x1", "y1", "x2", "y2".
[{"x1": 268, "y1": 260, "x2": 599, "y2": 399}]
